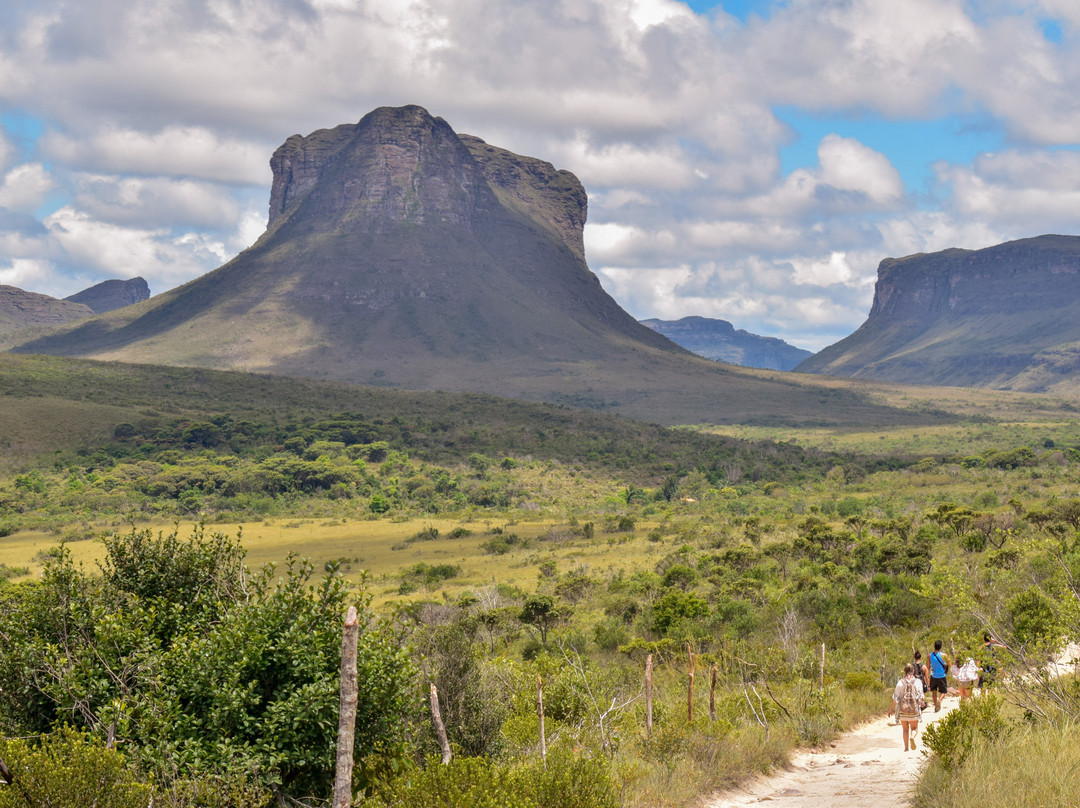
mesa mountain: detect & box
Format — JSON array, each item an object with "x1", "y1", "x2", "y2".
[
  {"x1": 797, "y1": 235, "x2": 1080, "y2": 393},
  {"x1": 10, "y1": 105, "x2": 925, "y2": 426},
  {"x1": 641, "y1": 316, "x2": 811, "y2": 371}
]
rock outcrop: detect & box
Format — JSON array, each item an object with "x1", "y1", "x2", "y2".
[
  {"x1": 796, "y1": 235, "x2": 1080, "y2": 392},
  {"x1": 640, "y1": 316, "x2": 812, "y2": 371},
  {"x1": 65, "y1": 277, "x2": 150, "y2": 313}
]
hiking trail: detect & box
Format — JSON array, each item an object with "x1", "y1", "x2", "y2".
[{"x1": 704, "y1": 644, "x2": 1080, "y2": 808}]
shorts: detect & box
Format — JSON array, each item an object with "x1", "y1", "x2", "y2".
[{"x1": 929, "y1": 676, "x2": 947, "y2": 694}]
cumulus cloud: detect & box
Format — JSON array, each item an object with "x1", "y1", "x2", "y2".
[{"x1": 0, "y1": 163, "x2": 55, "y2": 212}]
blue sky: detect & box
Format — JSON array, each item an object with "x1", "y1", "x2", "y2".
[{"x1": 2, "y1": 0, "x2": 1079, "y2": 352}]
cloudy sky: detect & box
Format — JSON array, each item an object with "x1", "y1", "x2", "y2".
[{"x1": 1, "y1": 0, "x2": 1077, "y2": 352}]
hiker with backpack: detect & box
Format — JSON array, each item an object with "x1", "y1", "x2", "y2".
[
  {"x1": 928, "y1": 639, "x2": 949, "y2": 712},
  {"x1": 888, "y1": 663, "x2": 925, "y2": 751},
  {"x1": 913, "y1": 650, "x2": 930, "y2": 690}
]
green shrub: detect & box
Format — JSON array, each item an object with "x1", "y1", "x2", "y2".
[
  {"x1": 843, "y1": 670, "x2": 883, "y2": 691},
  {"x1": 922, "y1": 694, "x2": 1010, "y2": 771},
  {"x1": 0, "y1": 726, "x2": 152, "y2": 808},
  {"x1": 364, "y1": 749, "x2": 617, "y2": 808}
]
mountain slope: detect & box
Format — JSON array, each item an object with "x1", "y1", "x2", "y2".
[
  {"x1": 0, "y1": 286, "x2": 92, "y2": 336},
  {"x1": 797, "y1": 235, "x2": 1080, "y2": 392},
  {"x1": 11, "y1": 105, "x2": 932, "y2": 426},
  {"x1": 641, "y1": 316, "x2": 812, "y2": 370}
]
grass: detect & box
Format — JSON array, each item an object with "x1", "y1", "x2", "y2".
[{"x1": 913, "y1": 719, "x2": 1080, "y2": 808}]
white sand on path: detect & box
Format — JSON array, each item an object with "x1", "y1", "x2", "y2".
[{"x1": 702, "y1": 694, "x2": 961, "y2": 808}]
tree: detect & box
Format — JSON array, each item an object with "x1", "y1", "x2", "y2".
[{"x1": 520, "y1": 594, "x2": 568, "y2": 646}]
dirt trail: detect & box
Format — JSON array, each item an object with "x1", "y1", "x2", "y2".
[
  {"x1": 704, "y1": 644, "x2": 1080, "y2": 808},
  {"x1": 703, "y1": 695, "x2": 958, "y2": 808}
]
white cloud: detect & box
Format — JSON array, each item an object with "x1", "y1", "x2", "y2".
[
  {"x1": 43, "y1": 127, "x2": 268, "y2": 185},
  {"x1": 0, "y1": 163, "x2": 55, "y2": 212},
  {"x1": 44, "y1": 206, "x2": 226, "y2": 292},
  {"x1": 71, "y1": 174, "x2": 242, "y2": 229},
  {"x1": 818, "y1": 134, "x2": 904, "y2": 205}
]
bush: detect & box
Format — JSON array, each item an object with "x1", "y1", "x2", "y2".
[
  {"x1": 922, "y1": 694, "x2": 1010, "y2": 771},
  {"x1": 0, "y1": 726, "x2": 152, "y2": 808},
  {"x1": 363, "y1": 748, "x2": 617, "y2": 808}
]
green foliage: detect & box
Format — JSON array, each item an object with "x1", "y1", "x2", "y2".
[
  {"x1": 0, "y1": 726, "x2": 151, "y2": 808},
  {"x1": 362, "y1": 747, "x2": 617, "y2": 808},
  {"x1": 0, "y1": 534, "x2": 413, "y2": 802},
  {"x1": 922, "y1": 695, "x2": 1011, "y2": 771}
]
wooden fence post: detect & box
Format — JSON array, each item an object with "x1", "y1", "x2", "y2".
[
  {"x1": 709, "y1": 664, "x2": 718, "y2": 721},
  {"x1": 537, "y1": 675, "x2": 547, "y2": 767},
  {"x1": 687, "y1": 642, "x2": 695, "y2": 724},
  {"x1": 819, "y1": 642, "x2": 825, "y2": 689},
  {"x1": 332, "y1": 605, "x2": 359, "y2": 808},
  {"x1": 430, "y1": 684, "x2": 452, "y2": 764},
  {"x1": 645, "y1": 654, "x2": 654, "y2": 738}
]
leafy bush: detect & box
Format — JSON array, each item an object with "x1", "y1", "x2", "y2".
[
  {"x1": 0, "y1": 726, "x2": 151, "y2": 808},
  {"x1": 922, "y1": 694, "x2": 1010, "y2": 771}
]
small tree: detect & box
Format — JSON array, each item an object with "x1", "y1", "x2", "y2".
[{"x1": 520, "y1": 594, "x2": 568, "y2": 646}]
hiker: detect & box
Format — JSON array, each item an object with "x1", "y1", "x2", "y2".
[
  {"x1": 913, "y1": 650, "x2": 930, "y2": 690},
  {"x1": 888, "y1": 663, "x2": 925, "y2": 751},
  {"x1": 952, "y1": 655, "x2": 979, "y2": 701},
  {"x1": 980, "y1": 633, "x2": 1002, "y2": 691},
  {"x1": 928, "y1": 640, "x2": 949, "y2": 712}
]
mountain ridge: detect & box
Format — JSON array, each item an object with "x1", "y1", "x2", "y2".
[
  {"x1": 796, "y1": 234, "x2": 1080, "y2": 392},
  {"x1": 640, "y1": 316, "x2": 812, "y2": 370}
]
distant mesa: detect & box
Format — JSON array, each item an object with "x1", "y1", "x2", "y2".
[
  {"x1": 796, "y1": 234, "x2": 1080, "y2": 393},
  {"x1": 8, "y1": 105, "x2": 932, "y2": 427},
  {"x1": 641, "y1": 316, "x2": 812, "y2": 371},
  {"x1": 65, "y1": 277, "x2": 150, "y2": 314}
]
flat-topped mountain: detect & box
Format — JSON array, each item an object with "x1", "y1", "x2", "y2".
[
  {"x1": 65, "y1": 277, "x2": 150, "y2": 313},
  {"x1": 796, "y1": 235, "x2": 1080, "y2": 392},
  {"x1": 641, "y1": 316, "x2": 812, "y2": 370},
  {"x1": 10, "y1": 105, "x2": 934, "y2": 426}
]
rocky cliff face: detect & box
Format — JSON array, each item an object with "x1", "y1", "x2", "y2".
[
  {"x1": 641, "y1": 316, "x2": 811, "y2": 371},
  {"x1": 797, "y1": 235, "x2": 1080, "y2": 392},
  {"x1": 65, "y1": 277, "x2": 150, "y2": 313}
]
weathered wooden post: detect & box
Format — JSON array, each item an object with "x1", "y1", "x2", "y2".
[
  {"x1": 645, "y1": 653, "x2": 654, "y2": 738},
  {"x1": 537, "y1": 675, "x2": 547, "y2": 767},
  {"x1": 709, "y1": 664, "x2": 718, "y2": 721},
  {"x1": 430, "y1": 683, "x2": 452, "y2": 764},
  {"x1": 687, "y1": 642, "x2": 695, "y2": 724},
  {"x1": 332, "y1": 605, "x2": 359, "y2": 808}
]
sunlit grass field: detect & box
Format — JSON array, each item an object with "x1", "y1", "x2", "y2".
[{"x1": 2, "y1": 515, "x2": 671, "y2": 608}]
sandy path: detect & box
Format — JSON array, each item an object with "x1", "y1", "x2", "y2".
[{"x1": 703, "y1": 695, "x2": 959, "y2": 808}]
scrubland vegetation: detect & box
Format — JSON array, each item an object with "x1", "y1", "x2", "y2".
[{"x1": 2, "y1": 365, "x2": 1080, "y2": 806}]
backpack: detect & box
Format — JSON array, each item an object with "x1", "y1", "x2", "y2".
[{"x1": 899, "y1": 679, "x2": 921, "y2": 715}]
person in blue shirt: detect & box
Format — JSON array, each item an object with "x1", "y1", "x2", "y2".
[{"x1": 928, "y1": 639, "x2": 950, "y2": 712}]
